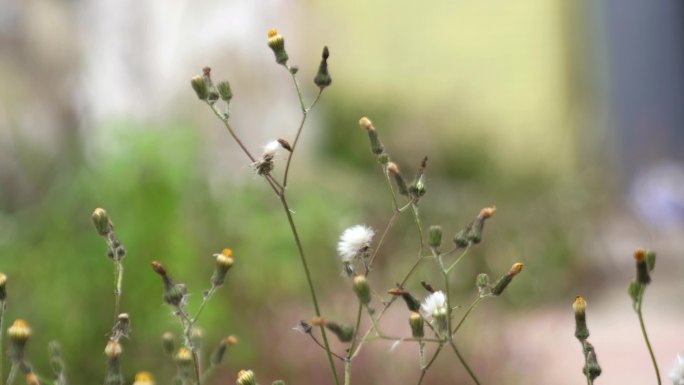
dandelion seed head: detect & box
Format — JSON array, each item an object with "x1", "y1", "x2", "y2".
[
  {"x1": 670, "y1": 354, "x2": 684, "y2": 385},
  {"x1": 262, "y1": 140, "x2": 281, "y2": 157},
  {"x1": 337, "y1": 225, "x2": 375, "y2": 262}
]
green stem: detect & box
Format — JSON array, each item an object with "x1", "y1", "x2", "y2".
[
  {"x1": 636, "y1": 287, "x2": 661, "y2": 385},
  {"x1": 192, "y1": 286, "x2": 216, "y2": 324},
  {"x1": 282, "y1": 88, "x2": 323, "y2": 189},
  {"x1": 0, "y1": 300, "x2": 5, "y2": 385},
  {"x1": 448, "y1": 341, "x2": 481, "y2": 385},
  {"x1": 5, "y1": 364, "x2": 17, "y2": 385},
  {"x1": 344, "y1": 360, "x2": 351, "y2": 385},
  {"x1": 452, "y1": 296, "x2": 489, "y2": 335},
  {"x1": 445, "y1": 245, "x2": 472, "y2": 274},
  {"x1": 348, "y1": 303, "x2": 364, "y2": 358},
  {"x1": 382, "y1": 167, "x2": 401, "y2": 211},
  {"x1": 417, "y1": 343, "x2": 444, "y2": 385},
  {"x1": 280, "y1": 196, "x2": 340, "y2": 385},
  {"x1": 113, "y1": 261, "x2": 123, "y2": 321}
]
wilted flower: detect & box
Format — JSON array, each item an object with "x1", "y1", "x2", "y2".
[
  {"x1": 337, "y1": 225, "x2": 375, "y2": 262},
  {"x1": 670, "y1": 353, "x2": 684, "y2": 385}
]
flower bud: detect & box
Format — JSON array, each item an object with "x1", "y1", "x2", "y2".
[
  {"x1": 164, "y1": 283, "x2": 188, "y2": 308},
  {"x1": 582, "y1": 341, "x2": 602, "y2": 380},
  {"x1": 0, "y1": 272, "x2": 7, "y2": 301},
  {"x1": 313, "y1": 46, "x2": 332, "y2": 89},
  {"x1": 353, "y1": 275, "x2": 371, "y2": 305},
  {"x1": 467, "y1": 207, "x2": 496, "y2": 244},
  {"x1": 217, "y1": 81, "x2": 233, "y2": 102},
  {"x1": 388, "y1": 287, "x2": 421, "y2": 312},
  {"x1": 212, "y1": 335, "x2": 238, "y2": 366},
  {"x1": 191, "y1": 327, "x2": 204, "y2": 349},
  {"x1": 277, "y1": 138, "x2": 293, "y2": 152},
  {"x1": 162, "y1": 332, "x2": 175, "y2": 355},
  {"x1": 8, "y1": 319, "x2": 31, "y2": 361},
  {"x1": 104, "y1": 339, "x2": 123, "y2": 385},
  {"x1": 175, "y1": 347, "x2": 194, "y2": 380},
  {"x1": 237, "y1": 370, "x2": 256, "y2": 385},
  {"x1": 476, "y1": 273, "x2": 490, "y2": 296},
  {"x1": 453, "y1": 227, "x2": 470, "y2": 249},
  {"x1": 211, "y1": 248, "x2": 234, "y2": 287},
  {"x1": 191, "y1": 75, "x2": 209, "y2": 101},
  {"x1": 267, "y1": 29, "x2": 288, "y2": 65},
  {"x1": 387, "y1": 162, "x2": 409, "y2": 196},
  {"x1": 325, "y1": 321, "x2": 354, "y2": 343},
  {"x1": 358, "y1": 116, "x2": 384, "y2": 155},
  {"x1": 634, "y1": 248, "x2": 651, "y2": 285},
  {"x1": 409, "y1": 312, "x2": 424, "y2": 338},
  {"x1": 573, "y1": 296, "x2": 589, "y2": 341},
  {"x1": 92, "y1": 208, "x2": 113, "y2": 236},
  {"x1": 25, "y1": 372, "x2": 40, "y2": 385},
  {"x1": 491, "y1": 262, "x2": 523, "y2": 296},
  {"x1": 48, "y1": 341, "x2": 65, "y2": 375},
  {"x1": 133, "y1": 372, "x2": 155, "y2": 385},
  {"x1": 428, "y1": 225, "x2": 443, "y2": 250}
]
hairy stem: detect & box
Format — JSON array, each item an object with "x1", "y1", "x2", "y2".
[
  {"x1": 417, "y1": 343, "x2": 444, "y2": 385},
  {"x1": 113, "y1": 261, "x2": 123, "y2": 321}
]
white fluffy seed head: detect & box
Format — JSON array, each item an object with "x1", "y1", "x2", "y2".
[
  {"x1": 670, "y1": 354, "x2": 684, "y2": 385},
  {"x1": 420, "y1": 291, "x2": 447, "y2": 320},
  {"x1": 336, "y1": 225, "x2": 375, "y2": 262},
  {"x1": 262, "y1": 140, "x2": 281, "y2": 157}
]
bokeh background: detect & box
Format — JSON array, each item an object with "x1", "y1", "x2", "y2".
[{"x1": 1, "y1": 0, "x2": 684, "y2": 384}]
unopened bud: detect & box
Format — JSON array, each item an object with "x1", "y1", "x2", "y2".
[
  {"x1": 8, "y1": 319, "x2": 31, "y2": 360},
  {"x1": 25, "y1": 372, "x2": 40, "y2": 385},
  {"x1": 634, "y1": 248, "x2": 651, "y2": 285},
  {"x1": 151, "y1": 261, "x2": 167, "y2": 277},
  {"x1": 325, "y1": 321, "x2": 354, "y2": 343},
  {"x1": 133, "y1": 372, "x2": 155, "y2": 385},
  {"x1": 491, "y1": 263, "x2": 523, "y2": 296},
  {"x1": 353, "y1": 275, "x2": 371, "y2": 305},
  {"x1": 573, "y1": 296, "x2": 589, "y2": 341},
  {"x1": 211, "y1": 248, "x2": 234, "y2": 287},
  {"x1": 162, "y1": 332, "x2": 175, "y2": 355},
  {"x1": 175, "y1": 347, "x2": 194, "y2": 380},
  {"x1": 476, "y1": 273, "x2": 490, "y2": 296},
  {"x1": 582, "y1": 341, "x2": 602, "y2": 380},
  {"x1": 92, "y1": 208, "x2": 112, "y2": 236},
  {"x1": 191, "y1": 327, "x2": 204, "y2": 349},
  {"x1": 467, "y1": 207, "x2": 496, "y2": 244},
  {"x1": 267, "y1": 29, "x2": 288, "y2": 65},
  {"x1": 164, "y1": 283, "x2": 187, "y2": 308},
  {"x1": 387, "y1": 162, "x2": 409, "y2": 196},
  {"x1": 212, "y1": 335, "x2": 239, "y2": 365},
  {"x1": 409, "y1": 312, "x2": 424, "y2": 338},
  {"x1": 428, "y1": 226, "x2": 443, "y2": 250},
  {"x1": 0, "y1": 272, "x2": 6, "y2": 301},
  {"x1": 104, "y1": 339, "x2": 123, "y2": 385},
  {"x1": 313, "y1": 46, "x2": 332, "y2": 89},
  {"x1": 217, "y1": 81, "x2": 233, "y2": 102},
  {"x1": 388, "y1": 288, "x2": 421, "y2": 312},
  {"x1": 236, "y1": 370, "x2": 256, "y2": 385},
  {"x1": 453, "y1": 227, "x2": 470, "y2": 249},
  {"x1": 191, "y1": 75, "x2": 209, "y2": 101},
  {"x1": 358, "y1": 117, "x2": 384, "y2": 155},
  {"x1": 277, "y1": 138, "x2": 292, "y2": 152}
]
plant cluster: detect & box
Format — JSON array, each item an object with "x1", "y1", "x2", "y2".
[{"x1": 0, "y1": 28, "x2": 679, "y2": 385}]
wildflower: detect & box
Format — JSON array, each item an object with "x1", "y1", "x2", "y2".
[
  {"x1": 420, "y1": 291, "x2": 448, "y2": 335},
  {"x1": 133, "y1": 372, "x2": 155, "y2": 385},
  {"x1": 491, "y1": 262, "x2": 524, "y2": 295},
  {"x1": 8, "y1": 319, "x2": 31, "y2": 360},
  {"x1": 267, "y1": 29, "x2": 288, "y2": 65},
  {"x1": 337, "y1": 225, "x2": 375, "y2": 262},
  {"x1": 409, "y1": 312, "x2": 424, "y2": 338},
  {"x1": 352, "y1": 275, "x2": 371, "y2": 305},
  {"x1": 0, "y1": 272, "x2": 6, "y2": 301},
  {"x1": 211, "y1": 248, "x2": 234, "y2": 287},
  {"x1": 91, "y1": 208, "x2": 113, "y2": 236},
  {"x1": 573, "y1": 296, "x2": 589, "y2": 341},
  {"x1": 237, "y1": 369, "x2": 256, "y2": 385},
  {"x1": 358, "y1": 116, "x2": 384, "y2": 155},
  {"x1": 670, "y1": 353, "x2": 684, "y2": 385},
  {"x1": 313, "y1": 46, "x2": 332, "y2": 89}
]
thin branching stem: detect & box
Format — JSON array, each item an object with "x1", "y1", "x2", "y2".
[
  {"x1": 636, "y1": 286, "x2": 661, "y2": 385},
  {"x1": 344, "y1": 302, "x2": 364, "y2": 385},
  {"x1": 279, "y1": 196, "x2": 340, "y2": 385},
  {"x1": 282, "y1": 88, "x2": 324, "y2": 188},
  {"x1": 417, "y1": 343, "x2": 444, "y2": 385},
  {"x1": 445, "y1": 245, "x2": 472, "y2": 274},
  {"x1": 307, "y1": 334, "x2": 346, "y2": 361},
  {"x1": 448, "y1": 341, "x2": 481, "y2": 385},
  {"x1": 364, "y1": 335, "x2": 442, "y2": 343},
  {"x1": 192, "y1": 286, "x2": 217, "y2": 324},
  {"x1": 5, "y1": 364, "x2": 17, "y2": 385},
  {"x1": 452, "y1": 295, "x2": 490, "y2": 335}
]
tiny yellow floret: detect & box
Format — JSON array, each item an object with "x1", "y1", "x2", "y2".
[
  {"x1": 634, "y1": 248, "x2": 647, "y2": 262},
  {"x1": 573, "y1": 296, "x2": 587, "y2": 314}
]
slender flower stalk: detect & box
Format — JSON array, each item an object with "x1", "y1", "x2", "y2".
[{"x1": 631, "y1": 248, "x2": 661, "y2": 385}]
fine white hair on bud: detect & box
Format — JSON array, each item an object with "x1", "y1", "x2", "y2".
[
  {"x1": 337, "y1": 225, "x2": 375, "y2": 262},
  {"x1": 262, "y1": 140, "x2": 281, "y2": 158},
  {"x1": 419, "y1": 290, "x2": 447, "y2": 320}
]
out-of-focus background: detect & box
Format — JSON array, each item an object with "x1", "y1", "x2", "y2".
[{"x1": 1, "y1": 0, "x2": 683, "y2": 384}]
